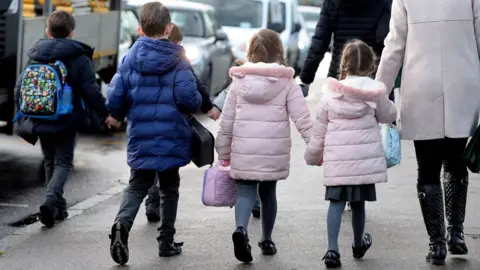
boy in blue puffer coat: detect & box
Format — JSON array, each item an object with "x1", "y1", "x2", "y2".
[{"x1": 106, "y1": 2, "x2": 201, "y2": 265}]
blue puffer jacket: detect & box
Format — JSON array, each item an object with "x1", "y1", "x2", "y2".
[{"x1": 106, "y1": 37, "x2": 202, "y2": 171}]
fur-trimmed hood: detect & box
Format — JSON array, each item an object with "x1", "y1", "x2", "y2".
[
  {"x1": 324, "y1": 76, "x2": 387, "y2": 118},
  {"x1": 326, "y1": 76, "x2": 387, "y2": 101},
  {"x1": 229, "y1": 62, "x2": 295, "y2": 104}
]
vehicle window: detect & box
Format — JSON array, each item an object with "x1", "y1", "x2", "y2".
[
  {"x1": 301, "y1": 11, "x2": 320, "y2": 23},
  {"x1": 203, "y1": 13, "x2": 215, "y2": 37},
  {"x1": 267, "y1": 2, "x2": 286, "y2": 33},
  {"x1": 207, "y1": 11, "x2": 219, "y2": 31},
  {"x1": 121, "y1": 10, "x2": 140, "y2": 36},
  {"x1": 171, "y1": 9, "x2": 205, "y2": 37},
  {"x1": 217, "y1": 1, "x2": 263, "y2": 28}
]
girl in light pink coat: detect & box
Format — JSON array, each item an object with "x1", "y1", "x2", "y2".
[
  {"x1": 304, "y1": 40, "x2": 397, "y2": 268},
  {"x1": 215, "y1": 29, "x2": 312, "y2": 263}
]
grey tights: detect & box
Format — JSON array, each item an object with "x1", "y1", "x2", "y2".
[
  {"x1": 327, "y1": 200, "x2": 366, "y2": 252},
  {"x1": 235, "y1": 181, "x2": 277, "y2": 241}
]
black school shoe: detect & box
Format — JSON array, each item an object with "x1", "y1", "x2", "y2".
[
  {"x1": 159, "y1": 241, "x2": 183, "y2": 257},
  {"x1": 352, "y1": 233, "x2": 373, "y2": 259},
  {"x1": 323, "y1": 250, "x2": 342, "y2": 268},
  {"x1": 39, "y1": 203, "x2": 55, "y2": 227},
  {"x1": 109, "y1": 222, "x2": 129, "y2": 265},
  {"x1": 232, "y1": 227, "x2": 253, "y2": 263},
  {"x1": 55, "y1": 209, "x2": 69, "y2": 221},
  {"x1": 258, "y1": 240, "x2": 277, "y2": 255}
]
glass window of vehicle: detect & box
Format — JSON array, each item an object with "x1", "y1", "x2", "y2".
[
  {"x1": 188, "y1": 0, "x2": 263, "y2": 29},
  {"x1": 121, "y1": 10, "x2": 140, "y2": 36},
  {"x1": 300, "y1": 11, "x2": 320, "y2": 24},
  {"x1": 170, "y1": 9, "x2": 205, "y2": 37},
  {"x1": 203, "y1": 12, "x2": 215, "y2": 37},
  {"x1": 217, "y1": 1, "x2": 263, "y2": 28},
  {"x1": 206, "y1": 10, "x2": 219, "y2": 31},
  {"x1": 267, "y1": 2, "x2": 286, "y2": 33}
]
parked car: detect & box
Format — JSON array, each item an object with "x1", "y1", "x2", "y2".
[
  {"x1": 187, "y1": 0, "x2": 301, "y2": 70},
  {"x1": 126, "y1": 0, "x2": 233, "y2": 96}
]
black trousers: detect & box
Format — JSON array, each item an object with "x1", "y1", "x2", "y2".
[
  {"x1": 115, "y1": 168, "x2": 180, "y2": 242},
  {"x1": 414, "y1": 138, "x2": 468, "y2": 185}
]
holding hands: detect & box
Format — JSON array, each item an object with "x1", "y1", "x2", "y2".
[{"x1": 105, "y1": 115, "x2": 122, "y2": 129}]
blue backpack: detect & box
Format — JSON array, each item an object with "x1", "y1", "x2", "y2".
[{"x1": 13, "y1": 60, "x2": 73, "y2": 122}]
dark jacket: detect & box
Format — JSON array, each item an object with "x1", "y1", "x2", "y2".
[
  {"x1": 192, "y1": 68, "x2": 213, "y2": 113},
  {"x1": 106, "y1": 37, "x2": 202, "y2": 171},
  {"x1": 15, "y1": 38, "x2": 109, "y2": 135},
  {"x1": 300, "y1": 0, "x2": 390, "y2": 83}
]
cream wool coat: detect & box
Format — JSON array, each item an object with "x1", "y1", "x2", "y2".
[
  {"x1": 215, "y1": 63, "x2": 313, "y2": 181},
  {"x1": 376, "y1": 0, "x2": 480, "y2": 140}
]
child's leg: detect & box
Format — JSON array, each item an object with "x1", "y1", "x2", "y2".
[
  {"x1": 258, "y1": 181, "x2": 277, "y2": 241},
  {"x1": 114, "y1": 169, "x2": 156, "y2": 231},
  {"x1": 350, "y1": 201, "x2": 366, "y2": 247},
  {"x1": 156, "y1": 168, "x2": 181, "y2": 244},
  {"x1": 39, "y1": 134, "x2": 75, "y2": 227},
  {"x1": 327, "y1": 200, "x2": 347, "y2": 252},
  {"x1": 145, "y1": 176, "x2": 160, "y2": 222},
  {"x1": 235, "y1": 181, "x2": 258, "y2": 231}
]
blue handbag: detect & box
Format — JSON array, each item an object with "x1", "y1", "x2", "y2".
[{"x1": 380, "y1": 124, "x2": 401, "y2": 168}]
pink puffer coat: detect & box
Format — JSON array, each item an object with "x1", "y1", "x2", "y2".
[
  {"x1": 304, "y1": 76, "x2": 397, "y2": 186},
  {"x1": 215, "y1": 63, "x2": 312, "y2": 181}
]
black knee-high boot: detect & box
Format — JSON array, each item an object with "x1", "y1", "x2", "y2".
[
  {"x1": 417, "y1": 184, "x2": 447, "y2": 265},
  {"x1": 443, "y1": 173, "x2": 469, "y2": 255}
]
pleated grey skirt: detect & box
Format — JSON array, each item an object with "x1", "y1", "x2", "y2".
[{"x1": 325, "y1": 184, "x2": 377, "y2": 202}]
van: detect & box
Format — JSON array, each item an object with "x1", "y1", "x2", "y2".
[{"x1": 186, "y1": 0, "x2": 301, "y2": 67}]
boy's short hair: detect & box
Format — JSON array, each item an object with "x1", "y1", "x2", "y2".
[
  {"x1": 140, "y1": 2, "x2": 171, "y2": 37},
  {"x1": 47, "y1": 11, "x2": 76, "y2": 38},
  {"x1": 169, "y1": 24, "x2": 183, "y2": 44}
]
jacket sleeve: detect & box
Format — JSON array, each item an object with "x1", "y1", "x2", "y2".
[
  {"x1": 72, "y1": 56, "x2": 109, "y2": 118},
  {"x1": 191, "y1": 67, "x2": 213, "y2": 113},
  {"x1": 212, "y1": 85, "x2": 229, "y2": 111},
  {"x1": 174, "y1": 61, "x2": 202, "y2": 114},
  {"x1": 375, "y1": 0, "x2": 407, "y2": 93},
  {"x1": 304, "y1": 98, "x2": 329, "y2": 165},
  {"x1": 375, "y1": 93, "x2": 398, "y2": 124},
  {"x1": 106, "y1": 72, "x2": 128, "y2": 121},
  {"x1": 215, "y1": 85, "x2": 237, "y2": 160},
  {"x1": 300, "y1": 1, "x2": 333, "y2": 84},
  {"x1": 286, "y1": 82, "x2": 313, "y2": 144}
]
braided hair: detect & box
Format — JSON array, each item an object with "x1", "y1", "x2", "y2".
[{"x1": 338, "y1": 39, "x2": 377, "y2": 80}]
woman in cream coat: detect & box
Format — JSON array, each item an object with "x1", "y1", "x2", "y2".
[{"x1": 376, "y1": 0, "x2": 480, "y2": 265}]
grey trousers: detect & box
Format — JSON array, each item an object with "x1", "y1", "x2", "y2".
[{"x1": 114, "y1": 168, "x2": 180, "y2": 242}]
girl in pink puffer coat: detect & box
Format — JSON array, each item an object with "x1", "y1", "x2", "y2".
[
  {"x1": 304, "y1": 40, "x2": 397, "y2": 268},
  {"x1": 215, "y1": 29, "x2": 313, "y2": 263}
]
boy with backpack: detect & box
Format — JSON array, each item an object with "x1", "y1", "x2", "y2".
[
  {"x1": 14, "y1": 11, "x2": 109, "y2": 228},
  {"x1": 106, "y1": 2, "x2": 201, "y2": 265}
]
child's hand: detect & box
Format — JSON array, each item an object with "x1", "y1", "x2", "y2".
[
  {"x1": 105, "y1": 115, "x2": 121, "y2": 129},
  {"x1": 220, "y1": 160, "x2": 230, "y2": 167},
  {"x1": 207, "y1": 107, "x2": 221, "y2": 121}
]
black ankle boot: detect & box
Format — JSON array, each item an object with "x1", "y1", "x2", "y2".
[
  {"x1": 158, "y1": 240, "x2": 183, "y2": 257},
  {"x1": 417, "y1": 184, "x2": 447, "y2": 265},
  {"x1": 444, "y1": 175, "x2": 469, "y2": 255}
]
